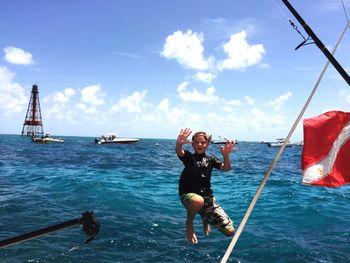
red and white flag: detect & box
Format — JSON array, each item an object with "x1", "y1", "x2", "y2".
[{"x1": 302, "y1": 111, "x2": 350, "y2": 187}]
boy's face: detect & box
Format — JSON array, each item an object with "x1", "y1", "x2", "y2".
[{"x1": 192, "y1": 135, "x2": 209, "y2": 154}]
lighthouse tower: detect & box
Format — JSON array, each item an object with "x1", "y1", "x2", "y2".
[{"x1": 21, "y1": 84, "x2": 44, "y2": 137}]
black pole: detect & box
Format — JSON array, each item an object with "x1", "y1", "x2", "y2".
[
  {"x1": 0, "y1": 219, "x2": 81, "y2": 248},
  {"x1": 0, "y1": 211, "x2": 99, "y2": 249},
  {"x1": 282, "y1": 0, "x2": 350, "y2": 86}
]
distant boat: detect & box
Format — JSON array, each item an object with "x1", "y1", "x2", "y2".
[
  {"x1": 211, "y1": 137, "x2": 237, "y2": 144},
  {"x1": 293, "y1": 141, "x2": 304, "y2": 146},
  {"x1": 267, "y1": 138, "x2": 292, "y2": 147},
  {"x1": 259, "y1": 140, "x2": 270, "y2": 144},
  {"x1": 95, "y1": 133, "x2": 139, "y2": 144},
  {"x1": 32, "y1": 134, "x2": 64, "y2": 143}
]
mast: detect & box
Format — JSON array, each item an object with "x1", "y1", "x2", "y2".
[
  {"x1": 21, "y1": 84, "x2": 44, "y2": 136},
  {"x1": 282, "y1": 0, "x2": 350, "y2": 85}
]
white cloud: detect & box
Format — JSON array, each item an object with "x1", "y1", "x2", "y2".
[
  {"x1": 218, "y1": 31, "x2": 265, "y2": 71},
  {"x1": 111, "y1": 90, "x2": 147, "y2": 113},
  {"x1": 268, "y1": 91, "x2": 292, "y2": 111},
  {"x1": 194, "y1": 72, "x2": 216, "y2": 84},
  {"x1": 245, "y1": 96, "x2": 255, "y2": 106},
  {"x1": 226, "y1": 99, "x2": 241, "y2": 106},
  {"x1": 259, "y1": 63, "x2": 271, "y2": 69},
  {"x1": 4, "y1": 46, "x2": 34, "y2": 65},
  {"x1": 161, "y1": 30, "x2": 212, "y2": 70},
  {"x1": 220, "y1": 99, "x2": 241, "y2": 112},
  {"x1": 162, "y1": 106, "x2": 188, "y2": 125},
  {"x1": 321, "y1": 107, "x2": 342, "y2": 113},
  {"x1": 43, "y1": 86, "x2": 102, "y2": 125},
  {"x1": 113, "y1": 51, "x2": 141, "y2": 60},
  {"x1": 0, "y1": 66, "x2": 28, "y2": 115},
  {"x1": 249, "y1": 107, "x2": 285, "y2": 129},
  {"x1": 221, "y1": 105, "x2": 233, "y2": 112},
  {"x1": 46, "y1": 88, "x2": 75, "y2": 104},
  {"x1": 76, "y1": 102, "x2": 98, "y2": 114},
  {"x1": 177, "y1": 81, "x2": 219, "y2": 103},
  {"x1": 81, "y1": 84, "x2": 105, "y2": 106},
  {"x1": 339, "y1": 89, "x2": 350, "y2": 105},
  {"x1": 157, "y1": 98, "x2": 169, "y2": 111},
  {"x1": 152, "y1": 101, "x2": 189, "y2": 125}
]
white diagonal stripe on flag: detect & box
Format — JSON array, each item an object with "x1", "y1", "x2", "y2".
[{"x1": 302, "y1": 120, "x2": 350, "y2": 184}]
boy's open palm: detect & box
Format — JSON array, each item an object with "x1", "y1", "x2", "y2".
[
  {"x1": 221, "y1": 141, "x2": 237, "y2": 155},
  {"x1": 177, "y1": 128, "x2": 192, "y2": 145}
]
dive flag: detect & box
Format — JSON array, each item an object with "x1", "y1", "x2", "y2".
[{"x1": 302, "y1": 111, "x2": 350, "y2": 187}]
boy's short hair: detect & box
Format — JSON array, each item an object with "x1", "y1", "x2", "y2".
[{"x1": 192, "y1": 131, "x2": 212, "y2": 143}]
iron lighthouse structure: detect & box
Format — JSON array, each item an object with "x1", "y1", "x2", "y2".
[{"x1": 21, "y1": 84, "x2": 44, "y2": 137}]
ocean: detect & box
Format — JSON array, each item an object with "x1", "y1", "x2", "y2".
[{"x1": 0, "y1": 134, "x2": 349, "y2": 263}]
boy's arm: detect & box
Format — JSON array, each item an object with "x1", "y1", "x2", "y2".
[
  {"x1": 176, "y1": 140, "x2": 185, "y2": 157},
  {"x1": 220, "y1": 154, "x2": 231, "y2": 171},
  {"x1": 175, "y1": 128, "x2": 192, "y2": 157},
  {"x1": 220, "y1": 140, "x2": 237, "y2": 172}
]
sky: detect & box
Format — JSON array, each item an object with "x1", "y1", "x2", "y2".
[{"x1": 1, "y1": 0, "x2": 350, "y2": 141}]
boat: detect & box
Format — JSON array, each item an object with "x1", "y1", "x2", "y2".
[
  {"x1": 211, "y1": 137, "x2": 237, "y2": 144},
  {"x1": 32, "y1": 134, "x2": 64, "y2": 143},
  {"x1": 293, "y1": 141, "x2": 304, "y2": 146},
  {"x1": 267, "y1": 138, "x2": 292, "y2": 147},
  {"x1": 95, "y1": 133, "x2": 139, "y2": 144}
]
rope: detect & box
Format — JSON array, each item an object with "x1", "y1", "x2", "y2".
[
  {"x1": 341, "y1": 0, "x2": 350, "y2": 26},
  {"x1": 220, "y1": 20, "x2": 350, "y2": 263}
]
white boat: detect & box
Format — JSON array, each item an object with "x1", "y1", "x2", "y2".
[
  {"x1": 293, "y1": 141, "x2": 304, "y2": 146},
  {"x1": 211, "y1": 137, "x2": 237, "y2": 144},
  {"x1": 32, "y1": 134, "x2": 64, "y2": 143},
  {"x1": 267, "y1": 138, "x2": 292, "y2": 147},
  {"x1": 95, "y1": 133, "x2": 139, "y2": 144}
]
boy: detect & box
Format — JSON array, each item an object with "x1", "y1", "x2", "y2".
[{"x1": 176, "y1": 128, "x2": 236, "y2": 244}]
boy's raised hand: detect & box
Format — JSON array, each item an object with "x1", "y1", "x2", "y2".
[
  {"x1": 177, "y1": 128, "x2": 192, "y2": 145},
  {"x1": 221, "y1": 140, "x2": 237, "y2": 155}
]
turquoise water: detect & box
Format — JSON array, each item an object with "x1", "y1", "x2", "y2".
[{"x1": 0, "y1": 134, "x2": 349, "y2": 262}]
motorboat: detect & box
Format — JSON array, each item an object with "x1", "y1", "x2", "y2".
[
  {"x1": 95, "y1": 133, "x2": 139, "y2": 144},
  {"x1": 293, "y1": 141, "x2": 304, "y2": 146},
  {"x1": 32, "y1": 134, "x2": 64, "y2": 143},
  {"x1": 267, "y1": 138, "x2": 292, "y2": 147},
  {"x1": 211, "y1": 137, "x2": 237, "y2": 144}
]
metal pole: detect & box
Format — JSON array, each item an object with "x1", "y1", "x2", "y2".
[
  {"x1": 282, "y1": 0, "x2": 350, "y2": 85},
  {"x1": 0, "y1": 211, "x2": 99, "y2": 249},
  {"x1": 0, "y1": 219, "x2": 81, "y2": 248}
]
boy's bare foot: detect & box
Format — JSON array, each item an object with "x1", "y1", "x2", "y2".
[
  {"x1": 186, "y1": 220, "x2": 198, "y2": 244},
  {"x1": 202, "y1": 219, "x2": 211, "y2": 236}
]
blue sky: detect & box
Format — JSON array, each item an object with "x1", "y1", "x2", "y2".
[{"x1": 1, "y1": 0, "x2": 350, "y2": 141}]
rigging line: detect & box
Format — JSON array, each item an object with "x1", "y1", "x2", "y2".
[
  {"x1": 219, "y1": 20, "x2": 350, "y2": 263},
  {"x1": 341, "y1": 0, "x2": 350, "y2": 25},
  {"x1": 269, "y1": 0, "x2": 289, "y2": 20}
]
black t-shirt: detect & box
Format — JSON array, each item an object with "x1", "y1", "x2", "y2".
[{"x1": 178, "y1": 150, "x2": 223, "y2": 196}]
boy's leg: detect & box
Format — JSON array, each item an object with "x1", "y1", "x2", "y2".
[
  {"x1": 201, "y1": 216, "x2": 211, "y2": 236},
  {"x1": 205, "y1": 196, "x2": 235, "y2": 237},
  {"x1": 181, "y1": 193, "x2": 204, "y2": 244},
  {"x1": 221, "y1": 225, "x2": 235, "y2": 237}
]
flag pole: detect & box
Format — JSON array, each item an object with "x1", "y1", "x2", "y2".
[{"x1": 220, "y1": 19, "x2": 350, "y2": 263}]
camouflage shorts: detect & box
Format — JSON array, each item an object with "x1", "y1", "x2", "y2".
[{"x1": 180, "y1": 193, "x2": 234, "y2": 233}]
